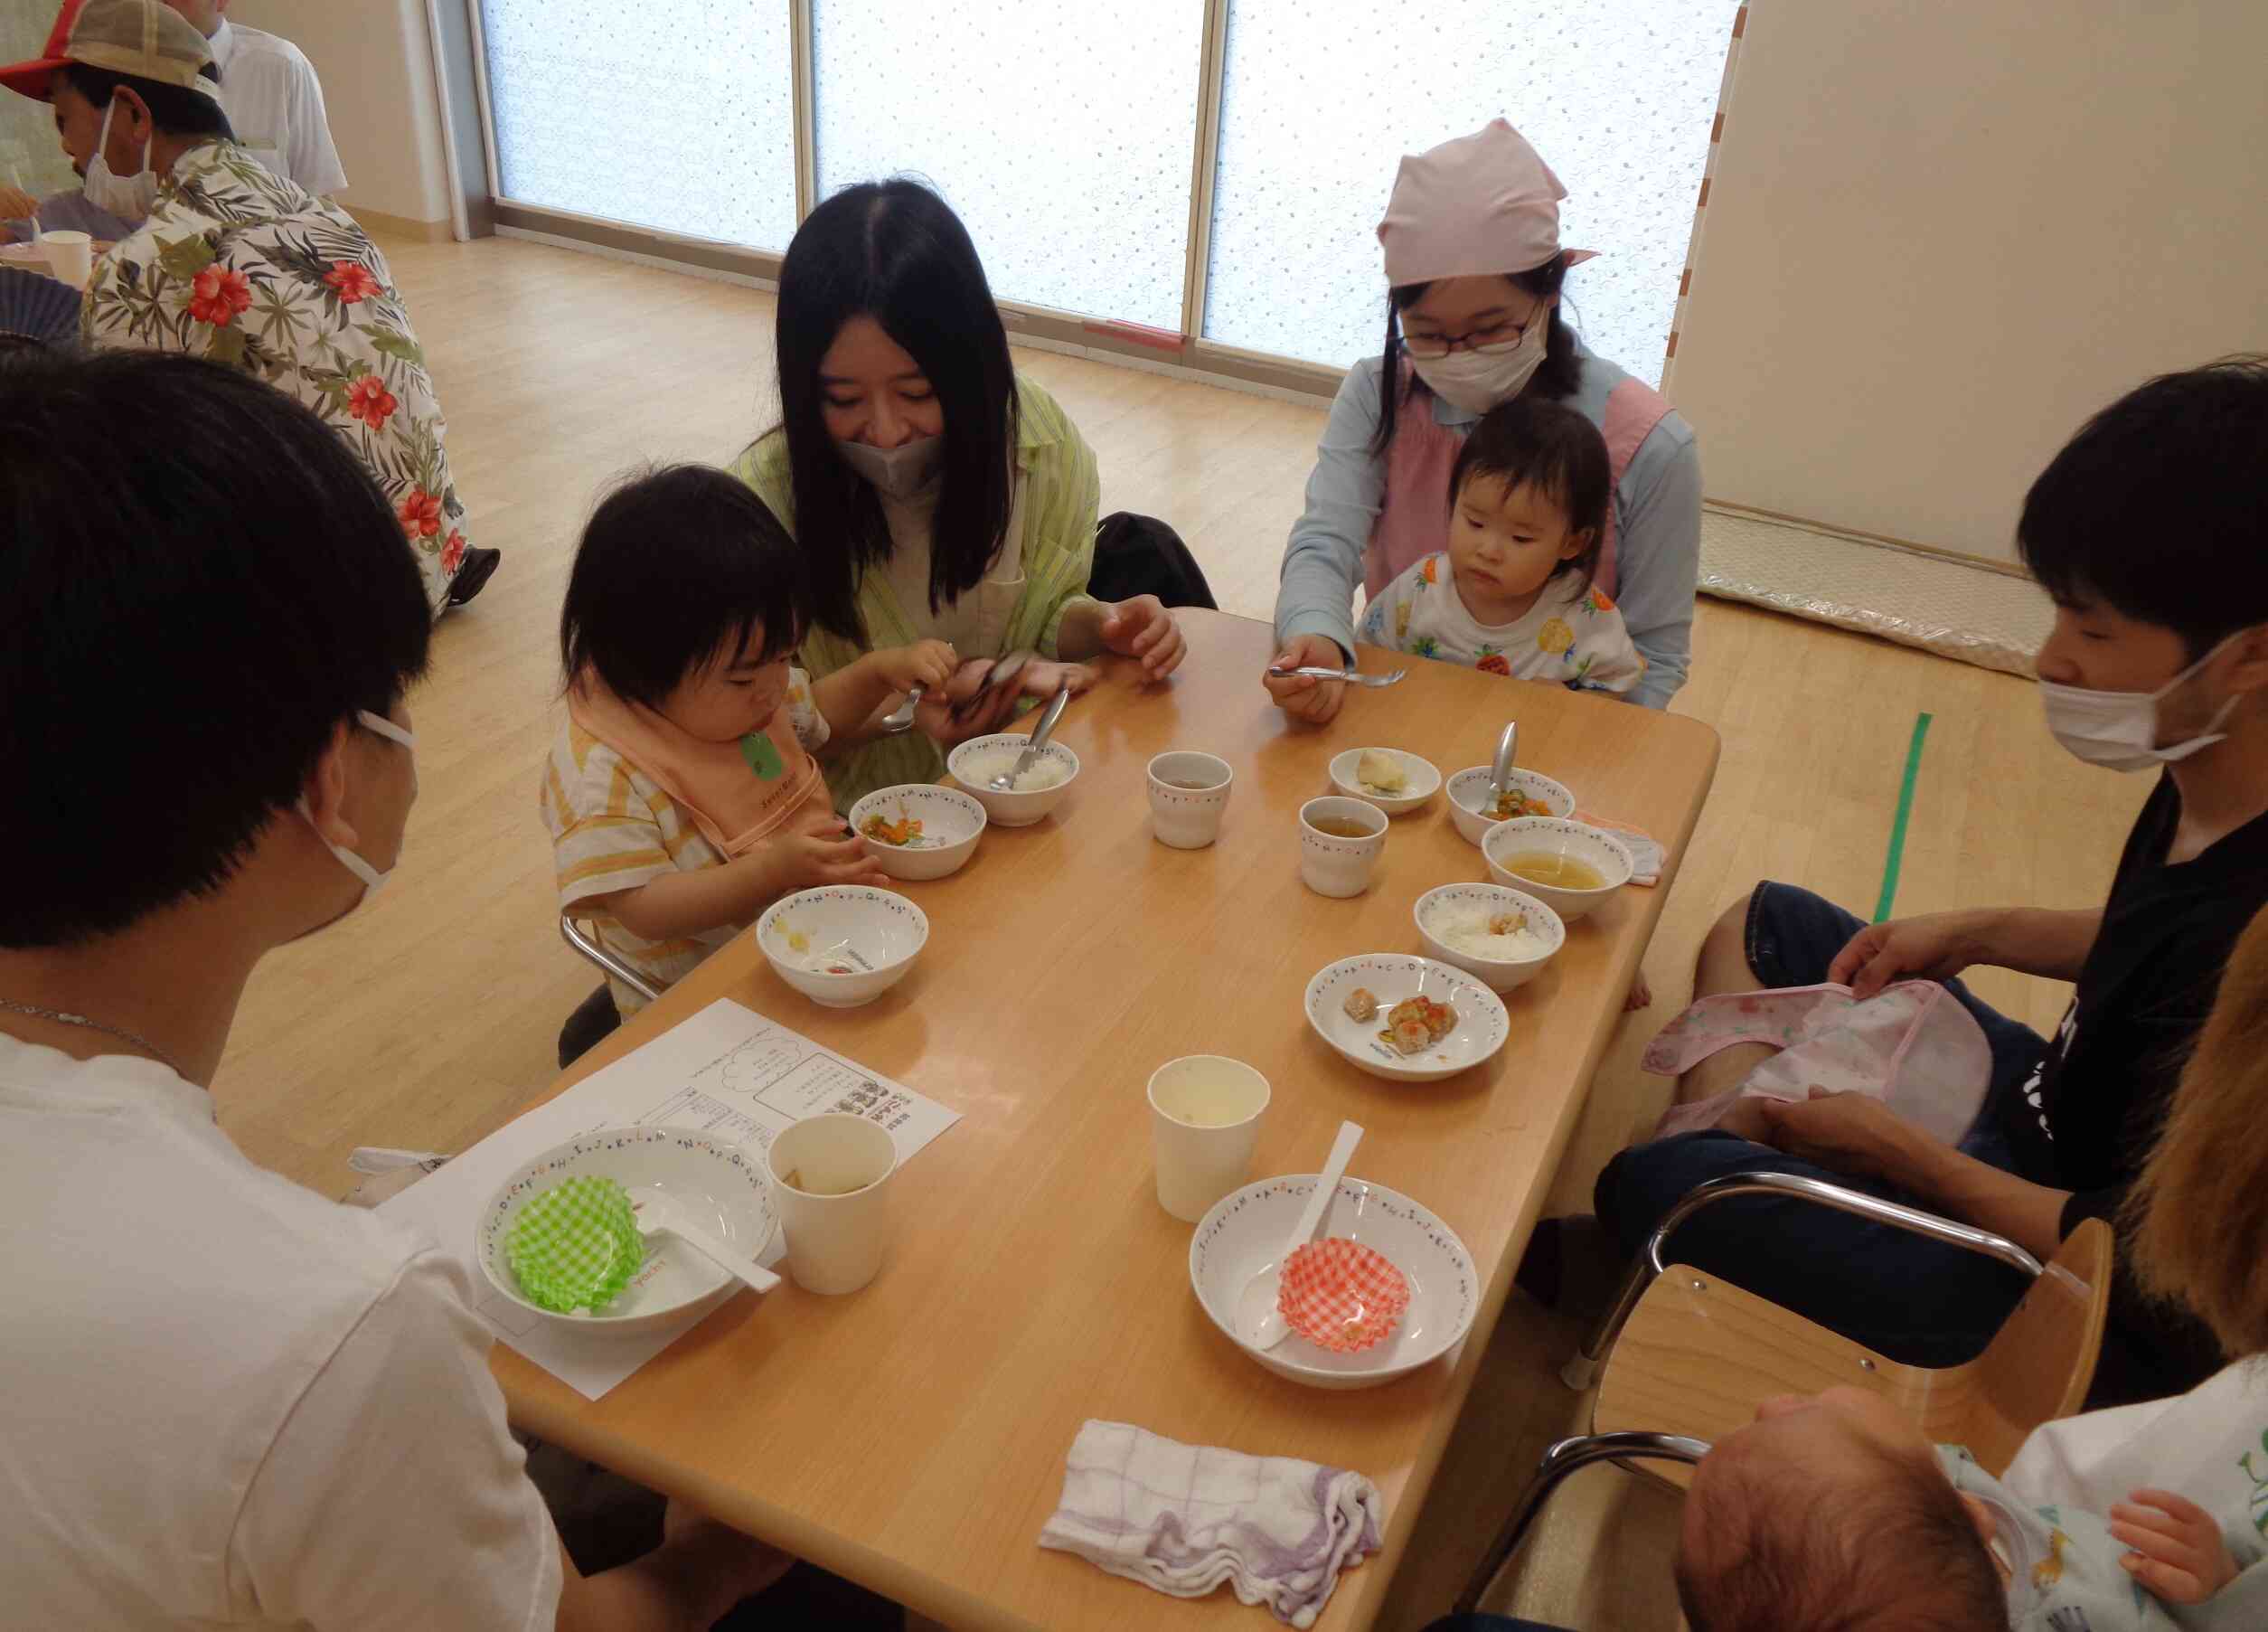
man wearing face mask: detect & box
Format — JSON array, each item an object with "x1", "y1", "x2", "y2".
[
  {"x1": 1528, "y1": 359, "x2": 2268, "y2": 1407},
  {"x1": 0, "y1": 350, "x2": 814, "y2": 1629},
  {"x1": 1, "y1": 0, "x2": 501, "y2": 614}
]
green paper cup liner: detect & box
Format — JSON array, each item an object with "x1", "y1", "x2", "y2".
[{"x1": 507, "y1": 1174, "x2": 644, "y2": 1313}]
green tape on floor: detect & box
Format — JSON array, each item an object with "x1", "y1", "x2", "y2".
[{"x1": 1874, "y1": 712, "x2": 1934, "y2": 922}]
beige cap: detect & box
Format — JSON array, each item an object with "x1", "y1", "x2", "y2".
[{"x1": 61, "y1": 0, "x2": 219, "y2": 102}]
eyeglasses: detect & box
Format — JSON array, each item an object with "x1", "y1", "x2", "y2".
[{"x1": 1400, "y1": 307, "x2": 1546, "y2": 360}]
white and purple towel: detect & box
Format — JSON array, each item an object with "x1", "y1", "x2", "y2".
[{"x1": 1038, "y1": 1420, "x2": 1386, "y2": 1627}]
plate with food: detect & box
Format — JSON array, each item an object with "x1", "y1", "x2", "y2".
[
  {"x1": 1329, "y1": 747, "x2": 1441, "y2": 816},
  {"x1": 1303, "y1": 954, "x2": 1510, "y2": 1083},
  {"x1": 1444, "y1": 766, "x2": 1576, "y2": 844},
  {"x1": 845, "y1": 784, "x2": 987, "y2": 881}
]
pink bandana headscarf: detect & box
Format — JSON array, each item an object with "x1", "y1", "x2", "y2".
[{"x1": 1377, "y1": 118, "x2": 1597, "y2": 287}]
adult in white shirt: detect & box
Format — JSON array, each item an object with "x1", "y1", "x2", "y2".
[
  {"x1": 162, "y1": 0, "x2": 345, "y2": 193},
  {"x1": 0, "y1": 349, "x2": 790, "y2": 1630}
]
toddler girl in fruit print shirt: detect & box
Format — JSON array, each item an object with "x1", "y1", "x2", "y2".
[{"x1": 1360, "y1": 396, "x2": 1644, "y2": 695}]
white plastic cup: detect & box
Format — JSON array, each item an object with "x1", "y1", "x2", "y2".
[
  {"x1": 1146, "y1": 751, "x2": 1234, "y2": 849},
  {"x1": 1297, "y1": 797, "x2": 1387, "y2": 898},
  {"x1": 765, "y1": 1113, "x2": 897, "y2": 1295},
  {"x1": 41, "y1": 229, "x2": 90, "y2": 288},
  {"x1": 1148, "y1": 1055, "x2": 1270, "y2": 1223}
]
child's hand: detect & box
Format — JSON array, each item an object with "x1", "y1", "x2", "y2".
[
  {"x1": 874, "y1": 638, "x2": 959, "y2": 695},
  {"x1": 0, "y1": 184, "x2": 40, "y2": 222},
  {"x1": 1099, "y1": 595, "x2": 1186, "y2": 680},
  {"x1": 764, "y1": 807, "x2": 886, "y2": 895},
  {"x1": 2110, "y1": 1488, "x2": 2238, "y2": 1603}
]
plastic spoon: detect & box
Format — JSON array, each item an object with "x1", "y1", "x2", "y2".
[
  {"x1": 637, "y1": 1192, "x2": 781, "y2": 1294},
  {"x1": 1236, "y1": 1119, "x2": 1366, "y2": 1350}
]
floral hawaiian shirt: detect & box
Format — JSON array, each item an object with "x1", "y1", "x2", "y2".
[{"x1": 82, "y1": 141, "x2": 468, "y2": 614}]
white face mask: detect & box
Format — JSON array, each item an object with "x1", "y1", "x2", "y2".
[
  {"x1": 2039, "y1": 633, "x2": 2246, "y2": 772},
  {"x1": 835, "y1": 434, "x2": 943, "y2": 500},
  {"x1": 295, "y1": 711, "x2": 418, "y2": 906},
  {"x1": 1407, "y1": 314, "x2": 1551, "y2": 415},
  {"x1": 82, "y1": 98, "x2": 161, "y2": 222}
]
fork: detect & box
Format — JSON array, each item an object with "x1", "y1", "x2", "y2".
[{"x1": 1266, "y1": 665, "x2": 1409, "y2": 688}]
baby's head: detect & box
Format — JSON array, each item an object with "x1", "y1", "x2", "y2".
[
  {"x1": 561, "y1": 464, "x2": 806, "y2": 743},
  {"x1": 1444, "y1": 398, "x2": 1611, "y2": 618},
  {"x1": 1676, "y1": 1389, "x2": 2009, "y2": 1632}
]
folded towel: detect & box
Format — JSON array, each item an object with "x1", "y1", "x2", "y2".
[
  {"x1": 1038, "y1": 1420, "x2": 1384, "y2": 1627},
  {"x1": 1573, "y1": 810, "x2": 1662, "y2": 886}
]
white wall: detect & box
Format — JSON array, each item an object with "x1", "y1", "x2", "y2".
[
  {"x1": 227, "y1": 0, "x2": 451, "y2": 224},
  {"x1": 1670, "y1": 2, "x2": 2268, "y2": 565}
]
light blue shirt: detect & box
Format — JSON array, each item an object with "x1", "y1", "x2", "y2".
[
  {"x1": 4, "y1": 190, "x2": 137, "y2": 246},
  {"x1": 1273, "y1": 342, "x2": 1700, "y2": 709}
]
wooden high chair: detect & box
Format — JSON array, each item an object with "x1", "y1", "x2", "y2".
[{"x1": 1452, "y1": 1173, "x2": 2114, "y2": 1617}]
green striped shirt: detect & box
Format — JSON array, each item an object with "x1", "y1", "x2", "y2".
[{"x1": 730, "y1": 376, "x2": 1105, "y2": 807}]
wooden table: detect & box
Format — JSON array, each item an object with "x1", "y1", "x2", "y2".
[{"x1": 501, "y1": 608, "x2": 1719, "y2": 1628}]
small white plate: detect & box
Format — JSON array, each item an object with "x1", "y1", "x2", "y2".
[
  {"x1": 1303, "y1": 954, "x2": 1510, "y2": 1082},
  {"x1": 1190, "y1": 1174, "x2": 1479, "y2": 1389},
  {"x1": 476, "y1": 1127, "x2": 778, "y2": 1339},
  {"x1": 1328, "y1": 747, "x2": 1441, "y2": 816},
  {"x1": 847, "y1": 784, "x2": 986, "y2": 881}
]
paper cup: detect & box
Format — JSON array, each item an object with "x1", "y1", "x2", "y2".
[
  {"x1": 1146, "y1": 751, "x2": 1234, "y2": 849},
  {"x1": 765, "y1": 1114, "x2": 897, "y2": 1295},
  {"x1": 1297, "y1": 797, "x2": 1387, "y2": 898},
  {"x1": 1148, "y1": 1055, "x2": 1269, "y2": 1223},
  {"x1": 41, "y1": 230, "x2": 90, "y2": 288}
]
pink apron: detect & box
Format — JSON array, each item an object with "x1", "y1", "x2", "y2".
[
  {"x1": 568, "y1": 677, "x2": 823, "y2": 858},
  {"x1": 1365, "y1": 364, "x2": 1673, "y2": 603}
]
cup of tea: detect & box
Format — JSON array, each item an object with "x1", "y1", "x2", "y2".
[
  {"x1": 765, "y1": 1113, "x2": 898, "y2": 1294},
  {"x1": 40, "y1": 229, "x2": 92, "y2": 289},
  {"x1": 1298, "y1": 797, "x2": 1387, "y2": 898},
  {"x1": 1145, "y1": 751, "x2": 1234, "y2": 849},
  {"x1": 1148, "y1": 1055, "x2": 1270, "y2": 1222}
]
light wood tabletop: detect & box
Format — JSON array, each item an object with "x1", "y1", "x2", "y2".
[{"x1": 497, "y1": 607, "x2": 1719, "y2": 1629}]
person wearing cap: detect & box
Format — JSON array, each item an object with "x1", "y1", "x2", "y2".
[
  {"x1": 6, "y1": 0, "x2": 500, "y2": 613},
  {"x1": 0, "y1": 0, "x2": 186, "y2": 243},
  {"x1": 158, "y1": 0, "x2": 347, "y2": 196},
  {"x1": 1265, "y1": 121, "x2": 1701, "y2": 720}
]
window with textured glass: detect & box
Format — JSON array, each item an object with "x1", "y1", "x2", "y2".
[
  {"x1": 1201, "y1": 0, "x2": 1738, "y2": 384},
  {"x1": 812, "y1": 0, "x2": 1203, "y2": 329},
  {"x1": 480, "y1": 0, "x2": 798, "y2": 254}
]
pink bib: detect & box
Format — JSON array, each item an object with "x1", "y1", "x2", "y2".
[
  {"x1": 1644, "y1": 982, "x2": 1993, "y2": 1146},
  {"x1": 568, "y1": 677, "x2": 823, "y2": 858},
  {"x1": 1366, "y1": 366, "x2": 1673, "y2": 603}
]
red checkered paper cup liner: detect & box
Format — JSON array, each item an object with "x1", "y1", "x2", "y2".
[{"x1": 1278, "y1": 1237, "x2": 1410, "y2": 1353}]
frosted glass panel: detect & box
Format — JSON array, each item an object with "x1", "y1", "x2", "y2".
[
  {"x1": 481, "y1": 0, "x2": 797, "y2": 254},
  {"x1": 1203, "y1": 0, "x2": 1738, "y2": 383},
  {"x1": 813, "y1": 1, "x2": 1202, "y2": 329}
]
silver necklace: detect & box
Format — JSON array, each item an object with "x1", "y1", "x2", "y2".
[{"x1": 0, "y1": 998, "x2": 190, "y2": 1080}]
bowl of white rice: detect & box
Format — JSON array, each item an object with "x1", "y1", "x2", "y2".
[
  {"x1": 1412, "y1": 882, "x2": 1564, "y2": 993},
  {"x1": 946, "y1": 733, "x2": 1080, "y2": 827}
]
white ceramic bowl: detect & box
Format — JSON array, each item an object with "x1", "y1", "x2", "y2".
[
  {"x1": 1189, "y1": 1174, "x2": 1479, "y2": 1389},
  {"x1": 1303, "y1": 953, "x2": 1510, "y2": 1083},
  {"x1": 847, "y1": 784, "x2": 987, "y2": 881},
  {"x1": 1445, "y1": 766, "x2": 1576, "y2": 845},
  {"x1": 476, "y1": 1127, "x2": 778, "y2": 1339},
  {"x1": 1482, "y1": 817, "x2": 1635, "y2": 924},
  {"x1": 1328, "y1": 747, "x2": 1441, "y2": 816},
  {"x1": 758, "y1": 885, "x2": 928, "y2": 1007},
  {"x1": 1414, "y1": 882, "x2": 1566, "y2": 993},
  {"x1": 947, "y1": 733, "x2": 1081, "y2": 827}
]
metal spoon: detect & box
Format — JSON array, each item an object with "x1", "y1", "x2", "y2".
[
  {"x1": 993, "y1": 684, "x2": 1070, "y2": 792},
  {"x1": 950, "y1": 648, "x2": 1036, "y2": 723},
  {"x1": 1266, "y1": 664, "x2": 1409, "y2": 689},
  {"x1": 1236, "y1": 1119, "x2": 1367, "y2": 1350},
  {"x1": 878, "y1": 684, "x2": 923, "y2": 736},
  {"x1": 1488, "y1": 721, "x2": 1520, "y2": 804}
]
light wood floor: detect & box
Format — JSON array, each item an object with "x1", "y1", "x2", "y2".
[{"x1": 221, "y1": 231, "x2": 2150, "y2": 1629}]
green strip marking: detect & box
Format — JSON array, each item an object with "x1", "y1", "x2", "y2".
[{"x1": 1874, "y1": 712, "x2": 1934, "y2": 922}]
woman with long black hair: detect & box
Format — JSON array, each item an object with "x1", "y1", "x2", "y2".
[
  {"x1": 1265, "y1": 121, "x2": 1701, "y2": 723},
  {"x1": 732, "y1": 179, "x2": 1186, "y2": 807}
]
